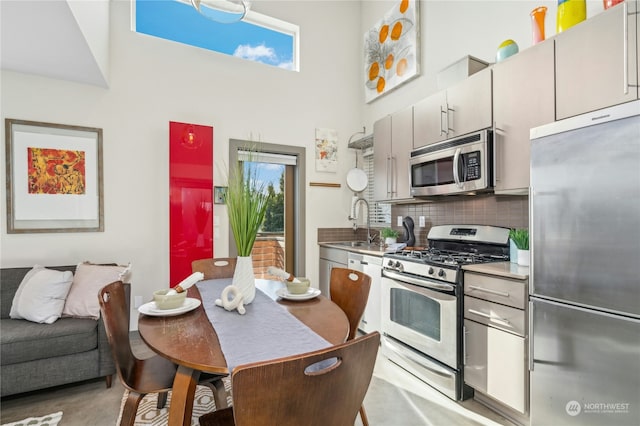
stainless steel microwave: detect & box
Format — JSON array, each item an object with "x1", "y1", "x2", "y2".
[{"x1": 409, "y1": 129, "x2": 493, "y2": 197}]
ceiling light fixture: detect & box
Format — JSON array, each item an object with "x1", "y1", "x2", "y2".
[{"x1": 190, "y1": 0, "x2": 251, "y2": 24}]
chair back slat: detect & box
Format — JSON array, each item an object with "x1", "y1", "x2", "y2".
[
  {"x1": 98, "y1": 281, "x2": 137, "y2": 387},
  {"x1": 231, "y1": 332, "x2": 380, "y2": 426},
  {"x1": 329, "y1": 267, "x2": 372, "y2": 341},
  {"x1": 192, "y1": 258, "x2": 237, "y2": 280}
]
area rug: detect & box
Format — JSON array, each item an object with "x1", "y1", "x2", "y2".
[
  {"x1": 116, "y1": 382, "x2": 232, "y2": 426},
  {"x1": 1, "y1": 412, "x2": 62, "y2": 426}
]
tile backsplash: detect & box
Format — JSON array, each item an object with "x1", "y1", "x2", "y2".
[
  {"x1": 393, "y1": 194, "x2": 528, "y2": 245},
  {"x1": 318, "y1": 194, "x2": 528, "y2": 247}
]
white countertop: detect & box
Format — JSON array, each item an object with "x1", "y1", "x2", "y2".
[
  {"x1": 318, "y1": 241, "x2": 387, "y2": 257},
  {"x1": 462, "y1": 261, "x2": 529, "y2": 280}
]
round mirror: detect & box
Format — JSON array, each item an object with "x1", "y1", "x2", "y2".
[{"x1": 346, "y1": 168, "x2": 368, "y2": 192}]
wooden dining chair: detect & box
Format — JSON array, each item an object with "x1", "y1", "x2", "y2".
[
  {"x1": 329, "y1": 267, "x2": 373, "y2": 425},
  {"x1": 198, "y1": 331, "x2": 381, "y2": 426},
  {"x1": 98, "y1": 281, "x2": 225, "y2": 426},
  {"x1": 191, "y1": 257, "x2": 237, "y2": 280}
]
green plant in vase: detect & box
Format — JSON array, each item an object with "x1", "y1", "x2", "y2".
[
  {"x1": 381, "y1": 227, "x2": 400, "y2": 244},
  {"x1": 225, "y1": 149, "x2": 272, "y2": 304},
  {"x1": 509, "y1": 228, "x2": 529, "y2": 250},
  {"x1": 509, "y1": 228, "x2": 529, "y2": 266}
]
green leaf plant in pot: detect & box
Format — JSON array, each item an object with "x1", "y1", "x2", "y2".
[
  {"x1": 224, "y1": 148, "x2": 272, "y2": 305},
  {"x1": 381, "y1": 227, "x2": 400, "y2": 245},
  {"x1": 509, "y1": 228, "x2": 529, "y2": 266}
]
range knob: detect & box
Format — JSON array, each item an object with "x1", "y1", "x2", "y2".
[
  {"x1": 394, "y1": 261, "x2": 402, "y2": 269},
  {"x1": 438, "y1": 269, "x2": 445, "y2": 278},
  {"x1": 428, "y1": 267, "x2": 434, "y2": 275},
  {"x1": 387, "y1": 259, "x2": 395, "y2": 268}
]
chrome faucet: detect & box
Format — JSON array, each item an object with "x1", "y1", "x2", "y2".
[{"x1": 349, "y1": 197, "x2": 375, "y2": 244}]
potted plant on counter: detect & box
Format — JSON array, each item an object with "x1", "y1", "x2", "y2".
[
  {"x1": 381, "y1": 227, "x2": 400, "y2": 245},
  {"x1": 509, "y1": 228, "x2": 529, "y2": 266}
]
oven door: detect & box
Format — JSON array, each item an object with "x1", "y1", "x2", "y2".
[
  {"x1": 381, "y1": 275, "x2": 458, "y2": 368},
  {"x1": 410, "y1": 130, "x2": 492, "y2": 197}
]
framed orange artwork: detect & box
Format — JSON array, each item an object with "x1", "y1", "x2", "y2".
[
  {"x1": 364, "y1": 0, "x2": 420, "y2": 103},
  {"x1": 5, "y1": 119, "x2": 103, "y2": 233}
]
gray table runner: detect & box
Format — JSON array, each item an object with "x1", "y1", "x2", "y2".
[{"x1": 196, "y1": 279, "x2": 332, "y2": 372}]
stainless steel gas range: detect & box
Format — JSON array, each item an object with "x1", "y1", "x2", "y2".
[{"x1": 381, "y1": 224, "x2": 510, "y2": 401}]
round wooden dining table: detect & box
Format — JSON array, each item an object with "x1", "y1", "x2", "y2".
[{"x1": 138, "y1": 279, "x2": 349, "y2": 426}]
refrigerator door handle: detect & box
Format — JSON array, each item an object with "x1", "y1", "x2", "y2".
[
  {"x1": 529, "y1": 186, "x2": 534, "y2": 295},
  {"x1": 528, "y1": 301, "x2": 534, "y2": 372}
]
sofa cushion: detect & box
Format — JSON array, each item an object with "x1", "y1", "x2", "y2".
[
  {"x1": 10, "y1": 265, "x2": 74, "y2": 324},
  {"x1": 62, "y1": 262, "x2": 131, "y2": 319},
  {"x1": 2, "y1": 266, "x2": 77, "y2": 319},
  {"x1": 0, "y1": 317, "x2": 98, "y2": 365}
]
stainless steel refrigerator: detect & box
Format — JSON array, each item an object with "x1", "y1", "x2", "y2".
[{"x1": 529, "y1": 100, "x2": 640, "y2": 426}]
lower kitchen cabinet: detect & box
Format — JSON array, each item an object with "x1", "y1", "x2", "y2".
[
  {"x1": 319, "y1": 246, "x2": 347, "y2": 297},
  {"x1": 348, "y1": 252, "x2": 382, "y2": 333},
  {"x1": 463, "y1": 267, "x2": 529, "y2": 417},
  {"x1": 464, "y1": 319, "x2": 526, "y2": 413}
]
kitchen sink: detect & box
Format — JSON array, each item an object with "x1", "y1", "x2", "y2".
[{"x1": 332, "y1": 241, "x2": 379, "y2": 248}]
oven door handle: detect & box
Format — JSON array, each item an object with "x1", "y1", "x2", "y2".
[
  {"x1": 452, "y1": 147, "x2": 463, "y2": 188},
  {"x1": 383, "y1": 336, "x2": 454, "y2": 379},
  {"x1": 383, "y1": 270, "x2": 455, "y2": 292}
]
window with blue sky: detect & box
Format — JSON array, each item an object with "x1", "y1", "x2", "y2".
[{"x1": 133, "y1": 0, "x2": 299, "y2": 70}]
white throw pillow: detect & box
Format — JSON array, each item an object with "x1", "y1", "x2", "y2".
[
  {"x1": 10, "y1": 265, "x2": 74, "y2": 324},
  {"x1": 62, "y1": 262, "x2": 132, "y2": 319}
]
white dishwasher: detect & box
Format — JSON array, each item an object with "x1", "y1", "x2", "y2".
[{"x1": 347, "y1": 252, "x2": 382, "y2": 333}]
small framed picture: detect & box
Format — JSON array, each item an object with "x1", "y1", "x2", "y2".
[
  {"x1": 214, "y1": 186, "x2": 227, "y2": 204},
  {"x1": 5, "y1": 119, "x2": 104, "y2": 233}
]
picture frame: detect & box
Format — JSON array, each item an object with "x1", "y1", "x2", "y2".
[
  {"x1": 364, "y1": 0, "x2": 420, "y2": 103},
  {"x1": 5, "y1": 119, "x2": 104, "y2": 233},
  {"x1": 214, "y1": 186, "x2": 227, "y2": 204}
]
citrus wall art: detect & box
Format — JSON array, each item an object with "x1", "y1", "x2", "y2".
[
  {"x1": 364, "y1": 0, "x2": 420, "y2": 103},
  {"x1": 5, "y1": 119, "x2": 103, "y2": 233}
]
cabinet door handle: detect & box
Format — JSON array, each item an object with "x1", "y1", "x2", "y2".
[
  {"x1": 468, "y1": 308, "x2": 511, "y2": 324},
  {"x1": 391, "y1": 155, "x2": 397, "y2": 195},
  {"x1": 493, "y1": 121, "x2": 501, "y2": 184},
  {"x1": 446, "y1": 104, "x2": 454, "y2": 134},
  {"x1": 468, "y1": 285, "x2": 510, "y2": 298},
  {"x1": 440, "y1": 106, "x2": 447, "y2": 136},
  {"x1": 386, "y1": 155, "x2": 391, "y2": 197}
]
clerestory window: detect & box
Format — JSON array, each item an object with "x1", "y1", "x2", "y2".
[{"x1": 133, "y1": 0, "x2": 299, "y2": 71}]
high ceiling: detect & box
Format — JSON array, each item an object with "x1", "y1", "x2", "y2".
[{"x1": 1, "y1": 0, "x2": 108, "y2": 87}]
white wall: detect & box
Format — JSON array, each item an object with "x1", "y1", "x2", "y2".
[
  {"x1": 1, "y1": 0, "x2": 363, "y2": 328},
  {"x1": 0, "y1": 0, "x2": 609, "y2": 329},
  {"x1": 361, "y1": 0, "x2": 605, "y2": 125}
]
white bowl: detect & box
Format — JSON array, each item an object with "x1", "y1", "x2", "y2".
[
  {"x1": 153, "y1": 289, "x2": 187, "y2": 310},
  {"x1": 286, "y1": 278, "x2": 311, "y2": 295}
]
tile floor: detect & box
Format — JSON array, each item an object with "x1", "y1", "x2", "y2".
[{"x1": 0, "y1": 332, "x2": 517, "y2": 426}]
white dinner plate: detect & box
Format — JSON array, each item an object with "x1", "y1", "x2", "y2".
[
  {"x1": 346, "y1": 168, "x2": 368, "y2": 192},
  {"x1": 276, "y1": 287, "x2": 321, "y2": 301},
  {"x1": 138, "y1": 298, "x2": 201, "y2": 316}
]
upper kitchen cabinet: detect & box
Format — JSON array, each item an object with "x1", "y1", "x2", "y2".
[
  {"x1": 493, "y1": 40, "x2": 555, "y2": 195},
  {"x1": 413, "y1": 68, "x2": 492, "y2": 149},
  {"x1": 373, "y1": 106, "x2": 413, "y2": 202},
  {"x1": 555, "y1": 1, "x2": 638, "y2": 120}
]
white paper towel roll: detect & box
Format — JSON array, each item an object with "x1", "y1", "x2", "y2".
[{"x1": 350, "y1": 196, "x2": 359, "y2": 220}]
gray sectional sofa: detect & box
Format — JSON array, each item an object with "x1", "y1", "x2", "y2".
[{"x1": 0, "y1": 265, "x2": 129, "y2": 397}]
